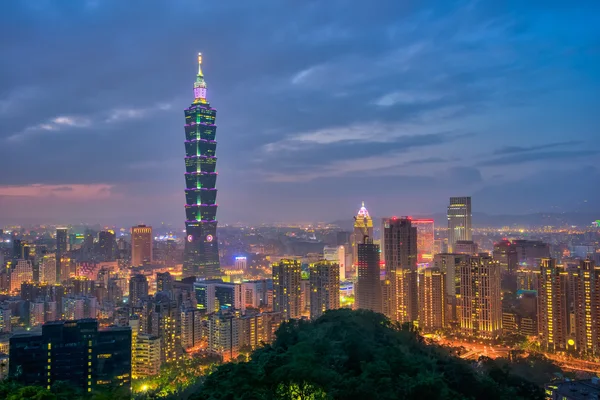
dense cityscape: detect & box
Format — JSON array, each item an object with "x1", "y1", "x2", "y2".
[{"x1": 2, "y1": 2, "x2": 600, "y2": 400}]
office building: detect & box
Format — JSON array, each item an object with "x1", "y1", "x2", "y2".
[
  {"x1": 493, "y1": 240, "x2": 518, "y2": 274},
  {"x1": 433, "y1": 253, "x2": 468, "y2": 325},
  {"x1": 56, "y1": 228, "x2": 68, "y2": 282},
  {"x1": 194, "y1": 280, "x2": 245, "y2": 313},
  {"x1": 418, "y1": 267, "x2": 446, "y2": 332},
  {"x1": 132, "y1": 334, "x2": 161, "y2": 379},
  {"x1": 459, "y1": 255, "x2": 502, "y2": 338},
  {"x1": 538, "y1": 258, "x2": 570, "y2": 352},
  {"x1": 513, "y1": 240, "x2": 550, "y2": 267},
  {"x1": 382, "y1": 217, "x2": 418, "y2": 324},
  {"x1": 412, "y1": 219, "x2": 435, "y2": 263},
  {"x1": 234, "y1": 256, "x2": 247, "y2": 271},
  {"x1": 447, "y1": 197, "x2": 472, "y2": 253},
  {"x1": 454, "y1": 240, "x2": 478, "y2": 256},
  {"x1": 355, "y1": 241, "x2": 382, "y2": 313},
  {"x1": 40, "y1": 255, "x2": 57, "y2": 284},
  {"x1": 156, "y1": 271, "x2": 174, "y2": 293},
  {"x1": 129, "y1": 274, "x2": 149, "y2": 305},
  {"x1": 10, "y1": 260, "x2": 33, "y2": 293},
  {"x1": 573, "y1": 260, "x2": 600, "y2": 356},
  {"x1": 131, "y1": 225, "x2": 153, "y2": 266},
  {"x1": 309, "y1": 260, "x2": 340, "y2": 319},
  {"x1": 242, "y1": 280, "x2": 271, "y2": 309},
  {"x1": 324, "y1": 245, "x2": 346, "y2": 281},
  {"x1": 97, "y1": 230, "x2": 117, "y2": 262},
  {"x1": 352, "y1": 202, "x2": 373, "y2": 272},
  {"x1": 272, "y1": 259, "x2": 302, "y2": 320},
  {"x1": 183, "y1": 53, "x2": 221, "y2": 280},
  {"x1": 9, "y1": 319, "x2": 131, "y2": 392}
]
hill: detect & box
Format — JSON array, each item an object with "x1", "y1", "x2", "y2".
[{"x1": 192, "y1": 309, "x2": 543, "y2": 400}]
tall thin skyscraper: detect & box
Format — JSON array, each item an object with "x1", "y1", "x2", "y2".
[
  {"x1": 538, "y1": 258, "x2": 569, "y2": 352},
  {"x1": 309, "y1": 260, "x2": 340, "y2": 319},
  {"x1": 131, "y1": 225, "x2": 152, "y2": 266},
  {"x1": 98, "y1": 230, "x2": 117, "y2": 262},
  {"x1": 55, "y1": 227, "x2": 68, "y2": 282},
  {"x1": 382, "y1": 217, "x2": 418, "y2": 324},
  {"x1": 412, "y1": 219, "x2": 434, "y2": 263},
  {"x1": 418, "y1": 267, "x2": 446, "y2": 332},
  {"x1": 573, "y1": 260, "x2": 600, "y2": 356},
  {"x1": 459, "y1": 255, "x2": 502, "y2": 338},
  {"x1": 272, "y1": 259, "x2": 302, "y2": 320},
  {"x1": 447, "y1": 197, "x2": 472, "y2": 253},
  {"x1": 352, "y1": 202, "x2": 373, "y2": 273},
  {"x1": 129, "y1": 274, "x2": 149, "y2": 305},
  {"x1": 183, "y1": 53, "x2": 220, "y2": 279},
  {"x1": 355, "y1": 241, "x2": 382, "y2": 313}
]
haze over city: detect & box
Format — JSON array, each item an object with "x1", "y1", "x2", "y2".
[{"x1": 1, "y1": 1, "x2": 599, "y2": 226}]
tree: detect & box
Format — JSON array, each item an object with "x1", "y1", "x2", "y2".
[{"x1": 192, "y1": 309, "x2": 544, "y2": 400}]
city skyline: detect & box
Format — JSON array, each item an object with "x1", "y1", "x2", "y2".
[{"x1": 0, "y1": 1, "x2": 599, "y2": 226}]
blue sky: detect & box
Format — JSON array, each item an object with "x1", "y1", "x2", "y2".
[{"x1": 0, "y1": 0, "x2": 599, "y2": 225}]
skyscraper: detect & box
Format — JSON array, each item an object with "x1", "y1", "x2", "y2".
[
  {"x1": 382, "y1": 217, "x2": 418, "y2": 324},
  {"x1": 131, "y1": 225, "x2": 152, "y2": 266},
  {"x1": 573, "y1": 260, "x2": 600, "y2": 356},
  {"x1": 492, "y1": 239, "x2": 518, "y2": 274},
  {"x1": 309, "y1": 260, "x2": 340, "y2": 319},
  {"x1": 355, "y1": 241, "x2": 382, "y2": 313},
  {"x1": 418, "y1": 267, "x2": 446, "y2": 332},
  {"x1": 412, "y1": 219, "x2": 434, "y2": 263},
  {"x1": 459, "y1": 255, "x2": 502, "y2": 338},
  {"x1": 433, "y1": 253, "x2": 468, "y2": 326},
  {"x1": 55, "y1": 227, "x2": 68, "y2": 282},
  {"x1": 97, "y1": 230, "x2": 117, "y2": 262},
  {"x1": 538, "y1": 258, "x2": 569, "y2": 352},
  {"x1": 447, "y1": 197, "x2": 472, "y2": 253},
  {"x1": 352, "y1": 202, "x2": 373, "y2": 273},
  {"x1": 129, "y1": 274, "x2": 149, "y2": 305},
  {"x1": 10, "y1": 260, "x2": 33, "y2": 293},
  {"x1": 183, "y1": 53, "x2": 221, "y2": 280},
  {"x1": 272, "y1": 259, "x2": 302, "y2": 320}
]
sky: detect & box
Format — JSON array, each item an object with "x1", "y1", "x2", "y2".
[{"x1": 0, "y1": 0, "x2": 599, "y2": 226}]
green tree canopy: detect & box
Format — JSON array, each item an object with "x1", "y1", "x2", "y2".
[{"x1": 192, "y1": 309, "x2": 543, "y2": 400}]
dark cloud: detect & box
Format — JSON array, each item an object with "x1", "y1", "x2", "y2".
[
  {"x1": 0, "y1": 0, "x2": 599, "y2": 224},
  {"x1": 493, "y1": 140, "x2": 582, "y2": 155},
  {"x1": 479, "y1": 150, "x2": 599, "y2": 167}
]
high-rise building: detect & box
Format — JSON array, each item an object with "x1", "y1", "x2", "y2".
[
  {"x1": 55, "y1": 228, "x2": 68, "y2": 282},
  {"x1": 208, "y1": 312, "x2": 239, "y2": 361},
  {"x1": 453, "y1": 240, "x2": 478, "y2": 255},
  {"x1": 418, "y1": 267, "x2": 446, "y2": 332},
  {"x1": 493, "y1": 240, "x2": 518, "y2": 274},
  {"x1": 412, "y1": 219, "x2": 434, "y2": 263},
  {"x1": 512, "y1": 240, "x2": 551, "y2": 268},
  {"x1": 129, "y1": 274, "x2": 149, "y2": 305},
  {"x1": 272, "y1": 259, "x2": 302, "y2": 320},
  {"x1": 97, "y1": 230, "x2": 117, "y2": 262},
  {"x1": 12, "y1": 239, "x2": 24, "y2": 260},
  {"x1": 156, "y1": 272, "x2": 174, "y2": 293},
  {"x1": 180, "y1": 308, "x2": 203, "y2": 350},
  {"x1": 352, "y1": 202, "x2": 373, "y2": 273},
  {"x1": 29, "y1": 302, "x2": 45, "y2": 327},
  {"x1": 183, "y1": 53, "x2": 221, "y2": 280},
  {"x1": 132, "y1": 334, "x2": 161, "y2": 379},
  {"x1": 131, "y1": 225, "x2": 153, "y2": 266},
  {"x1": 458, "y1": 255, "x2": 502, "y2": 338},
  {"x1": 355, "y1": 241, "x2": 382, "y2": 313},
  {"x1": 538, "y1": 258, "x2": 570, "y2": 352},
  {"x1": 10, "y1": 260, "x2": 33, "y2": 293},
  {"x1": 324, "y1": 245, "x2": 346, "y2": 281},
  {"x1": 9, "y1": 319, "x2": 131, "y2": 392},
  {"x1": 193, "y1": 280, "x2": 245, "y2": 313},
  {"x1": 40, "y1": 255, "x2": 57, "y2": 284},
  {"x1": 309, "y1": 260, "x2": 340, "y2": 319},
  {"x1": 447, "y1": 197, "x2": 472, "y2": 253},
  {"x1": 573, "y1": 260, "x2": 600, "y2": 356},
  {"x1": 234, "y1": 257, "x2": 247, "y2": 271},
  {"x1": 433, "y1": 253, "x2": 468, "y2": 325},
  {"x1": 382, "y1": 217, "x2": 418, "y2": 324}
]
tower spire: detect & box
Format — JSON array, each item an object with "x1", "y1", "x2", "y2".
[{"x1": 197, "y1": 52, "x2": 204, "y2": 77}]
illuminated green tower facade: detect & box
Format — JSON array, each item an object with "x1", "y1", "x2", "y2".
[{"x1": 183, "y1": 53, "x2": 220, "y2": 279}]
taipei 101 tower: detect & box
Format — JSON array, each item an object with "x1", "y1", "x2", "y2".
[{"x1": 182, "y1": 53, "x2": 220, "y2": 279}]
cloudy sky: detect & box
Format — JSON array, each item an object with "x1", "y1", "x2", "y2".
[{"x1": 1, "y1": 1, "x2": 599, "y2": 225}]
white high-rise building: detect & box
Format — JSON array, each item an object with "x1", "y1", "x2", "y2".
[{"x1": 324, "y1": 245, "x2": 346, "y2": 281}]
